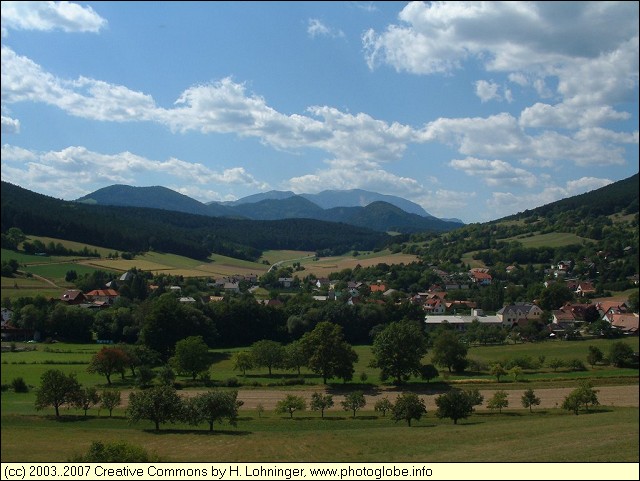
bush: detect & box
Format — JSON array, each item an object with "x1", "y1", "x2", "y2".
[
  {"x1": 11, "y1": 377, "x2": 29, "y2": 393},
  {"x1": 568, "y1": 359, "x2": 587, "y2": 371},
  {"x1": 280, "y1": 378, "x2": 305, "y2": 386},
  {"x1": 69, "y1": 441, "x2": 160, "y2": 462},
  {"x1": 226, "y1": 378, "x2": 240, "y2": 387}
]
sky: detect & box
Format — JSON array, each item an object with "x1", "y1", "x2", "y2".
[{"x1": 1, "y1": 1, "x2": 638, "y2": 224}]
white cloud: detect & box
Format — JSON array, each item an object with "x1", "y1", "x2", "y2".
[
  {"x1": 1, "y1": 43, "x2": 635, "y2": 187},
  {"x1": 508, "y1": 72, "x2": 528, "y2": 87},
  {"x1": 307, "y1": 18, "x2": 344, "y2": 39},
  {"x1": 1, "y1": 46, "x2": 158, "y2": 121},
  {"x1": 486, "y1": 177, "x2": 614, "y2": 220},
  {"x1": 475, "y1": 80, "x2": 501, "y2": 103},
  {"x1": 0, "y1": 144, "x2": 268, "y2": 201},
  {"x1": 1, "y1": 115, "x2": 20, "y2": 133},
  {"x1": 0, "y1": 1, "x2": 107, "y2": 33},
  {"x1": 363, "y1": 1, "x2": 639, "y2": 121},
  {"x1": 449, "y1": 157, "x2": 538, "y2": 188}
]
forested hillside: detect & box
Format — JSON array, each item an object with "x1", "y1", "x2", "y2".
[{"x1": 1, "y1": 182, "x2": 390, "y2": 260}]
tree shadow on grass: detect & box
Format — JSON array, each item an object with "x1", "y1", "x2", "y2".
[
  {"x1": 476, "y1": 412, "x2": 524, "y2": 418},
  {"x1": 48, "y1": 415, "x2": 92, "y2": 423},
  {"x1": 382, "y1": 382, "x2": 453, "y2": 395},
  {"x1": 143, "y1": 428, "x2": 251, "y2": 436},
  {"x1": 578, "y1": 407, "x2": 613, "y2": 415}
]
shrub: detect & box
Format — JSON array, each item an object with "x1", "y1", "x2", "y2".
[
  {"x1": 69, "y1": 441, "x2": 160, "y2": 462},
  {"x1": 11, "y1": 377, "x2": 29, "y2": 393}
]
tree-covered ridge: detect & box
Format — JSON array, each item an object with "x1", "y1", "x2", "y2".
[
  {"x1": 505, "y1": 173, "x2": 638, "y2": 221},
  {"x1": 1, "y1": 181, "x2": 390, "y2": 260},
  {"x1": 77, "y1": 183, "x2": 463, "y2": 233},
  {"x1": 407, "y1": 173, "x2": 639, "y2": 271}
]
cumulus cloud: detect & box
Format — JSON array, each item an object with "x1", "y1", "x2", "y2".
[
  {"x1": 307, "y1": 18, "x2": 344, "y2": 39},
  {"x1": 363, "y1": 1, "x2": 639, "y2": 124},
  {"x1": 0, "y1": 144, "x2": 268, "y2": 201},
  {"x1": 475, "y1": 80, "x2": 501, "y2": 103},
  {"x1": 1, "y1": 46, "x2": 158, "y2": 121},
  {"x1": 1, "y1": 115, "x2": 20, "y2": 133},
  {"x1": 486, "y1": 177, "x2": 614, "y2": 220},
  {"x1": 449, "y1": 157, "x2": 538, "y2": 188},
  {"x1": 0, "y1": 1, "x2": 107, "y2": 33}
]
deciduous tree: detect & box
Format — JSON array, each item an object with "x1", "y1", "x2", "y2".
[
  {"x1": 435, "y1": 389, "x2": 476, "y2": 424},
  {"x1": 341, "y1": 391, "x2": 366, "y2": 418},
  {"x1": 521, "y1": 388, "x2": 541, "y2": 413},
  {"x1": 370, "y1": 321, "x2": 428, "y2": 384},
  {"x1": 310, "y1": 392, "x2": 334, "y2": 418},
  {"x1": 431, "y1": 330, "x2": 468, "y2": 373},
  {"x1": 100, "y1": 389, "x2": 122, "y2": 417},
  {"x1": 391, "y1": 393, "x2": 426, "y2": 426},
  {"x1": 301, "y1": 322, "x2": 357, "y2": 384},
  {"x1": 87, "y1": 347, "x2": 128, "y2": 385},
  {"x1": 35, "y1": 369, "x2": 81, "y2": 417},
  {"x1": 487, "y1": 390, "x2": 509, "y2": 413},
  {"x1": 126, "y1": 385, "x2": 183, "y2": 431},
  {"x1": 73, "y1": 386, "x2": 100, "y2": 416},
  {"x1": 275, "y1": 394, "x2": 306, "y2": 418},
  {"x1": 170, "y1": 336, "x2": 211, "y2": 381},
  {"x1": 232, "y1": 351, "x2": 254, "y2": 377},
  {"x1": 251, "y1": 340, "x2": 285, "y2": 377},
  {"x1": 184, "y1": 390, "x2": 243, "y2": 431},
  {"x1": 374, "y1": 397, "x2": 393, "y2": 417}
]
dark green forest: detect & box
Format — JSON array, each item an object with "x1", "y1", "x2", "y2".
[{"x1": 1, "y1": 181, "x2": 390, "y2": 260}]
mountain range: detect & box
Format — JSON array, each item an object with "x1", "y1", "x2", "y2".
[{"x1": 76, "y1": 186, "x2": 464, "y2": 233}]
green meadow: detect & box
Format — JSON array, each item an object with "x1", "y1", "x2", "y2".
[
  {"x1": 1, "y1": 400, "x2": 637, "y2": 462},
  {"x1": 2, "y1": 338, "x2": 638, "y2": 462}
]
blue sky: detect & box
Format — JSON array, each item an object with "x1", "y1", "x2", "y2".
[{"x1": 1, "y1": 1, "x2": 638, "y2": 223}]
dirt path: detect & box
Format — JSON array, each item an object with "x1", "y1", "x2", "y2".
[{"x1": 117, "y1": 384, "x2": 639, "y2": 411}]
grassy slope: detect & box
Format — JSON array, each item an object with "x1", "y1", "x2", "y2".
[{"x1": 1, "y1": 405, "x2": 637, "y2": 462}]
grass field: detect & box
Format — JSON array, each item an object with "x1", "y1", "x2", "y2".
[
  {"x1": 505, "y1": 232, "x2": 592, "y2": 248},
  {"x1": 3, "y1": 338, "x2": 638, "y2": 393},
  {"x1": 1, "y1": 403, "x2": 637, "y2": 462},
  {"x1": 1, "y1": 339, "x2": 638, "y2": 463}
]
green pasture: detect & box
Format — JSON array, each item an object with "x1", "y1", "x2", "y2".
[
  {"x1": 1, "y1": 403, "x2": 637, "y2": 462},
  {"x1": 465, "y1": 337, "x2": 639, "y2": 365},
  {"x1": 259, "y1": 250, "x2": 316, "y2": 264},
  {"x1": 0, "y1": 287, "x2": 61, "y2": 301},
  {"x1": 1, "y1": 248, "x2": 83, "y2": 266},
  {"x1": 21, "y1": 262, "x2": 116, "y2": 281},
  {"x1": 505, "y1": 232, "x2": 592, "y2": 248},
  {"x1": 22, "y1": 235, "x2": 114, "y2": 257},
  {"x1": 3, "y1": 340, "x2": 637, "y2": 395}
]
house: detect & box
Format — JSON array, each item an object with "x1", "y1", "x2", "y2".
[
  {"x1": 60, "y1": 289, "x2": 87, "y2": 305},
  {"x1": 278, "y1": 277, "x2": 294, "y2": 288},
  {"x1": 179, "y1": 297, "x2": 197, "y2": 303},
  {"x1": 201, "y1": 296, "x2": 224, "y2": 303},
  {"x1": 223, "y1": 282, "x2": 240, "y2": 294},
  {"x1": 497, "y1": 303, "x2": 543, "y2": 328},
  {"x1": 85, "y1": 289, "x2": 119, "y2": 305},
  {"x1": 258, "y1": 299, "x2": 284, "y2": 307},
  {"x1": 597, "y1": 301, "x2": 629, "y2": 319},
  {"x1": 551, "y1": 308, "x2": 578, "y2": 332},
  {"x1": 575, "y1": 281, "x2": 596, "y2": 297},
  {"x1": 370, "y1": 283, "x2": 386, "y2": 293},
  {"x1": 609, "y1": 313, "x2": 639, "y2": 335},
  {"x1": 470, "y1": 270, "x2": 492, "y2": 286},
  {"x1": 424, "y1": 311, "x2": 503, "y2": 332},
  {"x1": 315, "y1": 278, "x2": 331, "y2": 289},
  {"x1": 423, "y1": 298, "x2": 445, "y2": 314}
]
